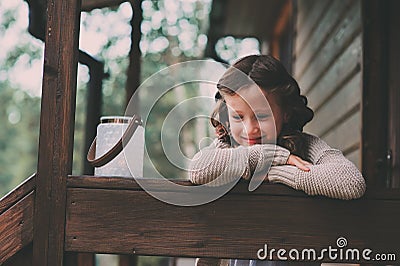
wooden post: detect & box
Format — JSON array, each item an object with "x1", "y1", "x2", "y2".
[
  {"x1": 33, "y1": 0, "x2": 82, "y2": 265},
  {"x1": 361, "y1": 0, "x2": 389, "y2": 187},
  {"x1": 125, "y1": 0, "x2": 143, "y2": 110},
  {"x1": 119, "y1": 2, "x2": 142, "y2": 265},
  {"x1": 387, "y1": 0, "x2": 400, "y2": 188},
  {"x1": 119, "y1": 255, "x2": 138, "y2": 266},
  {"x1": 79, "y1": 51, "x2": 106, "y2": 176}
]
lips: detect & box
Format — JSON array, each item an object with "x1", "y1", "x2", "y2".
[{"x1": 241, "y1": 136, "x2": 263, "y2": 145}]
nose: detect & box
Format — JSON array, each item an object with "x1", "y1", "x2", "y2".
[{"x1": 244, "y1": 119, "x2": 260, "y2": 135}]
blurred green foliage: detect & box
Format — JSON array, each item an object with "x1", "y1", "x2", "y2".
[
  {"x1": 0, "y1": 84, "x2": 40, "y2": 194},
  {"x1": 0, "y1": 0, "x2": 212, "y2": 195}
]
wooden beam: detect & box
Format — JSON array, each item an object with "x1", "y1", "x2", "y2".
[
  {"x1": 33, "y1": 0, "x2": 82, "y2": 264},
  {"x1": 79, "y1": 52, "x2": 105, "y2": 176},
  {"x1": 271, "y1": 0, "x2": 292, "y2": 59},
  {"x1": 361, "y1": 0, "x2": 389, "y2": 187},
  {"x1": 81, "y1": 0, "x2": 126, "y2": 12},
  {"x1": 0, "y1": 192, "x2": 34, "y2": 264},
  {"x1": 125, "y1": 0, "x2": 142, "y2": 110},
  {"x1": 119, "y1": 255, "x2": 138, "y2": 266},
  {"x1": 387, "y1": 0, "x2": 400, "y2": 188},
  {"x1": 67, "y1": 175, "x2": 400, "y2": 200},
  {"x1": 3, "y1": 243, "x2": 33, "y2": 266},
  {"x1": 64, "y1": 183, "x2": 400, "y2": 262},
  {"x1": 0, "y1": 174, "x2": 35, "y2": 215}
]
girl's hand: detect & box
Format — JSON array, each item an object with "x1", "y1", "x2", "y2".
[{"x1": 287, "y1": 154, "x2": 312, "y2": 171}]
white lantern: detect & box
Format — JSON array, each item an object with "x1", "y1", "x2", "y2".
[{"x1": 88, "y1": 115, "x2": 144, "y2": 178}]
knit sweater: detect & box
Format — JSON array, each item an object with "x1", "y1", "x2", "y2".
[{"x1": 189, "y1": 133, "x2": 366, "y2": 200}]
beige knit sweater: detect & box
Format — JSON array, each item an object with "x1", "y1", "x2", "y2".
[{"x1": 189, "y1": 133, "x2": 366, "y2": 200}]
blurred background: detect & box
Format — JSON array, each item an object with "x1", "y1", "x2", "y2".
[
  {"x1": 0, "y1": 0, "x2": 265, "y2": 197},
  {"x1": 0, "y1": 1, "x2": 261, "y2": 264}
]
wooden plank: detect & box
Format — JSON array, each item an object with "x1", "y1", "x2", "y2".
[
  {"x1": 33, "y1": 0, "x2": 82, "y2": 265},
  {"x1": 0, "y1": 192, "x2": 34, "y2": 264},
  {"x1": 125, "y1": 0, "x2": 142, "y2": 109},
  {"x1": 387, "y1": 0, "x2": 400, "y2": 188},
  {"x1": 322, "y1": 110, "x2": 361, "y2": 152},
  {"x1": 67, "y1": 175, "x2": 400, "y2": 200},
  {"x1": 298, "y1": 1, "x2": 361, "y2": 94},
  {"x1": 81, "y1": 0, "x2": 126, "y2": 12},
  {"x1": 80, "y1": 52, "x2": 104, "y2": 176},
  {"x1": 305, "y1": 34, "x2": 362, "y2": 111},
  {"x1": 364, "y1": 188, "x2": 400, "y2": 200},
  {"x1": 67, "y1": 175, "x2": 189, "y2": 191},
  {"x1": 295, "y1": 0, "x2": 332, "y2": 56},
  {"x1": 295, "y1": 0, "x2": 316, "y2": 38},
  {"x1": 295, "y1": 0, "x2": 354, "y2": 78},
  {"x1": 361, "y1": 0, "x2": 389, "y2": 188},
  {"x1": 63, "y1": 252, "x2": 95, "y2": 266},
  {"x1": 65, "y1": 187, "x2": 400, "y2": 262},
  {"x1": 306, "y1": 71, "x2": 361, "y2": 137},
  {"x1": 0, "y1": 174, "x2": 35, "y2": 215},
  {"x1": 119, "y1": 255, "x2": 138, "y2": 266},
  {"x1": 67, "y1": 175, "x2": 310, "y2": 198},
  {"x1": 3, "y1": 243, "x2": 32, "y2": 266}
]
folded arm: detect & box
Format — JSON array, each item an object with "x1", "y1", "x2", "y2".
[
  {"x1": 188, "y1": 140, "x2": 290, "y2": 186},
  {"x1": 267, "y1": 134, "x2": 366, "y2": 200}
]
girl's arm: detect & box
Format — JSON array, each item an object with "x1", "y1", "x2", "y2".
[
  {"x1": 267, "y1": 134, "x2": 366, "y2": 200},
  {"x1": 189, "y1": 139, "x2": 290, "y2": 186}
]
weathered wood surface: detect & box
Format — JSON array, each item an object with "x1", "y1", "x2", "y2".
[
  {"x1": 33, "y1": 0, "x2": 82, "y2": 264},
  {"x1": 0, "y1": 174, "x2": 35, "y2": 215},
  {"x1": 81, "y1": 0, "x2": 126, "y2": 12},
  {"x1": 323, "y1": 111, "x2": 360, "y2": 154},
  {"x1": 295, "y1": 0, "x2": 357, "y2": 82},
  {"x1": 67, "y1": 176, "x2": 400, "y2": 200},
  {"x1": 361, "y1": 0, "x2": 390, "y2": 188},
  {"x1": 65, "y1": 177, "x2": 400, "y2": 262},
  {"x1": 295, "y1": 0, "x2": 363, "y2": 170},
  {"x1": 0, "y1": 192, "x2": 34, "y2": 264},
  {"x1": 295, "y1": 0, "x2": 331, "y2": 57},
  {"x1": 297, "y1": 0, "x2": 362, "y2": 100},
  {"x1": 63, "y1": 252, "x2": 95, "y2": 266},
  {"x1": 387, "y1": 0, "x2": 400, "y2": 188},
  {"x1": 2, "y1": 243, "x2": 32, "y2": 266},
  {"x1": 67, "y1": 176, "x2": 309, "y2": 197},
  {"x1": 125, "y1": 0, "x2": 142, "y2": 109},
  {"x1": 304, "y1": 36, "x2": 362, "y2": 113}
]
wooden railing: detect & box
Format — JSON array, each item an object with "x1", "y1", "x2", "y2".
[
  {"x1": 0, "y1": 174, "x2": 35, "y2": 264},
  {"x1": 1, "y1": 174, "x2": 400, "y2": 265},
  {"x1": 65, "y1": 176, "x2": 400, "y2": 262}
]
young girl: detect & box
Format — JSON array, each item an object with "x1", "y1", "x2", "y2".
[
  {"x1": 189, "y1": 55, "x2": 366, "y2": 266},
  {"x1": 189, "y1": 54, "x2": 366, "y2": 199}
]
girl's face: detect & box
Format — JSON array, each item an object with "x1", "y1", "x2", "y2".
[{"x1": 224, "y1": 86, "x2": 286, "y2": 146}]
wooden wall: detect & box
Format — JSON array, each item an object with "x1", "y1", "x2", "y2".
[{"x1": 293, "y1": 0, "x2": 362, "y2": 169}]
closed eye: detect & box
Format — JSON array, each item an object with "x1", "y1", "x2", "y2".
[
  {"x1": 255, "y1": 113, "x2": 271, "y2": 120},
  {"x1": 231, "y1": 115, "x2": 243, "y2": 121}
]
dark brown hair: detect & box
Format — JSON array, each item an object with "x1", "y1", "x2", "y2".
[{"x1": 211, "y1": 54, "x2": 314, "y2": 158}]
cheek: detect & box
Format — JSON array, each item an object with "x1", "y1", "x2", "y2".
[
  {"x1": 260, "y1": 120, "x2": 276, "y2": 134},
  {"x1": 228, "y1": 120, "x2": 246, "y2": 145},
  {"x1": 259, "y1": 120, "x2": 281, "y2": 141},
  {"x1": 229, "y1": 120, "x2": 242, "y2": 137}
]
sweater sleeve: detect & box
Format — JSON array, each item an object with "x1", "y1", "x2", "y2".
[
  {"x1": 189, "y1": 139, "x2": 290, "y2": 186},
  {"x1": 267, "y1": 134, "x2": 366, "y2": 200}
]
